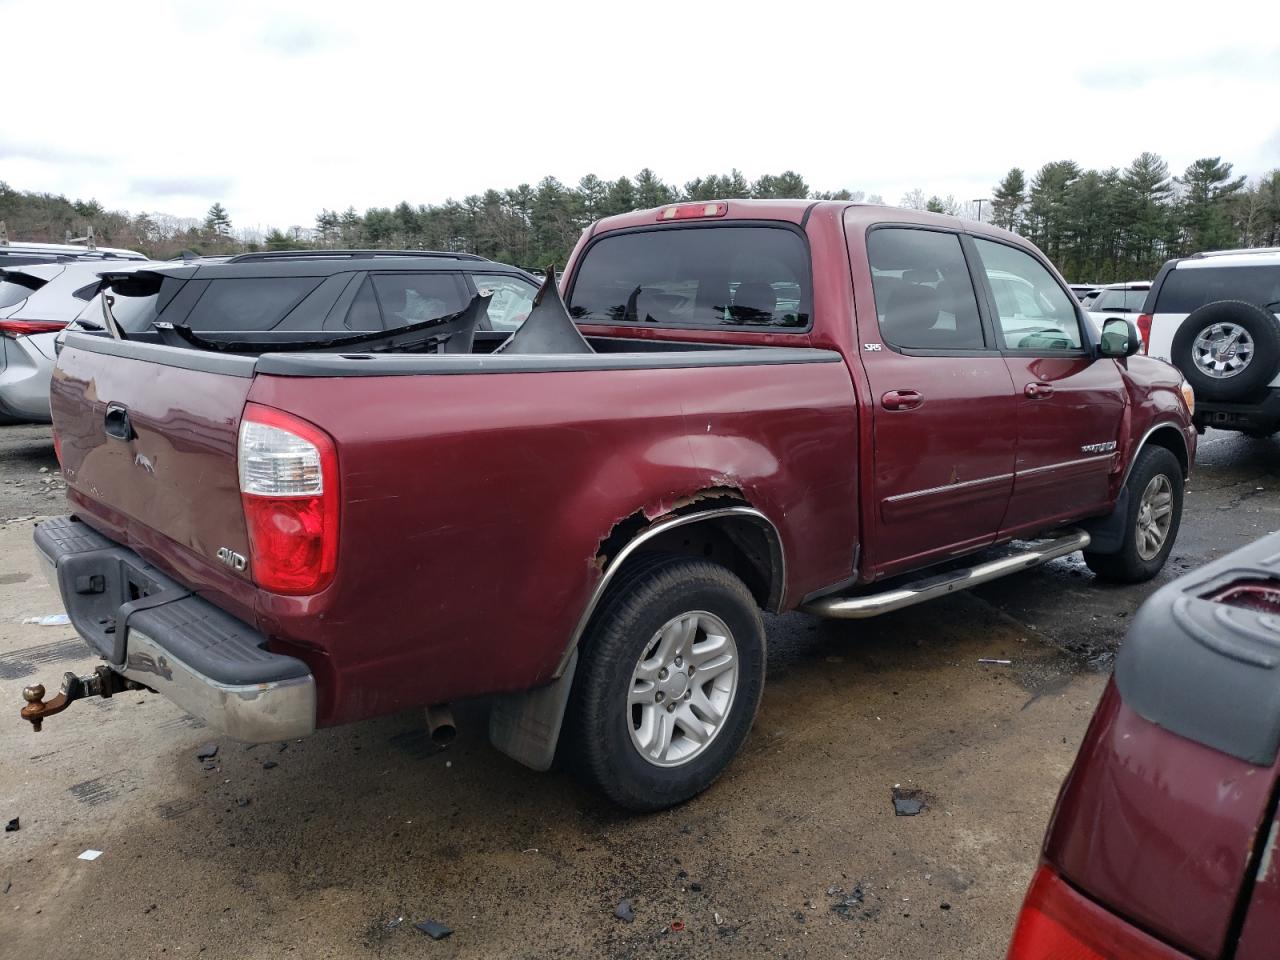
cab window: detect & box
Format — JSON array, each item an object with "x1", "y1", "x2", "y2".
[
  {"x1": 866, "y1": 228, "x2": 985, "y2": 350},
  {"x1": 973, "y1": 238, "x2": 1082, "y2": 351}
]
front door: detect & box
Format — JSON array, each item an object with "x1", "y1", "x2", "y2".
[
  {"x1": 968, "y1": 236, "x2": 1128, "y2": 533},
  {"x1": 850, "y1": 220, "x2": 1019, "y2": 578}
]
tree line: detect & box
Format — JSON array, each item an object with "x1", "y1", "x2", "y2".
[{"x1": 2, "y1": 153, "x2": 1277, "y2": 281}]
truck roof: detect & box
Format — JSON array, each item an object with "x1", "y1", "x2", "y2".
[{"x1": 588, "y1": 199, "x2": 1032, "y2": 247}]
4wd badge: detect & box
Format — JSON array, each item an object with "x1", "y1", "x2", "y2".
[
  {"x1": 216, "y1": 547, "x2": 247, "y2": 572},
  {"x1": 1081, "y1": 441, "x2": 1117, "y2": 454}
]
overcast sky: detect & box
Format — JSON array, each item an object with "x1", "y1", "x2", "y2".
[{"x1": 2, "y1": 0, "x2": 1277, "y2": 230}]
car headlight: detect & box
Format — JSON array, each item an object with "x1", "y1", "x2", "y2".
[{"x1": 1180, "y1": 380, "x2": 1195, "y2": 416}]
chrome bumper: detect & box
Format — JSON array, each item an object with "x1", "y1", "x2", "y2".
[
  {"x1": 120, "y1": 629, "x2": 315, "y2": 742},
  {"x1": 33, "y1": 515, "x2": 316, "y2": 743}
]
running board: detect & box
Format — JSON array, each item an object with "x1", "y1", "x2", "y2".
[{"x1": 801, "y1": 530, "x2": 1091, "y2": 620}]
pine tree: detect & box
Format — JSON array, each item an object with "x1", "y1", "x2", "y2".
[
  {"x1": 990, "y1": 168, "x2": 1026, "y2": 232},
  {"x1": 1177, "y1": 157, "x2": 1248, "y2": 253},
  {"x1": 204, "y1": 202, "x2": 232, "y2": 237}
]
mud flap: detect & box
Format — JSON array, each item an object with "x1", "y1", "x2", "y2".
[
  {"x1": 488, "y1": 650, "x2": 578, "y2": 772},
  {"x1": 1078, "y1": 486, "x2": 1130, "y2": 555}
]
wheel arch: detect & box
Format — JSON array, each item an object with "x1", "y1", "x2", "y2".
[
  {"x1": 554, "y1": 497, "x2": 786, "y2": 678},
  {"x1": 1125, "y1": 421, "x2": 1191, "y2": 485}
]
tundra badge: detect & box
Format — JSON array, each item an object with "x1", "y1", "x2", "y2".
[
  {"x1": 1081, "y1": 441, "x2": 1117, "y2": 454},
  {"x1": 216, "y1": 547, "x2": 248, "y2": 571}
]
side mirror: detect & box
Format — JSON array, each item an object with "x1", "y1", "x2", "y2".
[{"x1": 1099, "y1": 317, "x2": 1140, "y2": 358}]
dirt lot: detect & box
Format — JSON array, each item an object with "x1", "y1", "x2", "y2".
[{"x1": 2, "y1": 424, "x2": 1277, "y2": 959}]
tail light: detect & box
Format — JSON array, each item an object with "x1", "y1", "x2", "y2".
[
  {"x1": 1008, "y1": 865, "x2": 1187, "y2": 959},
  {"x1": 0, "y1": 319, "x2": 66, "y2": 337},
  {"x1": 1136, "y1": 313, "x2": 1153, "y2": 355},
  {"x1": 657, "y1": 202, "x2": 728, "y2": 221},
  {"x1": 237, "y1": 404, "x2": 339, "y2": 595}
]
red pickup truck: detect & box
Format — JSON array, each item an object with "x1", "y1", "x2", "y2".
[{"x1": 23, "y1": 200, "x2": 1196, "y2": 810}]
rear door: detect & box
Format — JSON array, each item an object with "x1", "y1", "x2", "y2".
[
  {"x1": 968, "y1": 236, "x2": 1127, "y2": 532},
  {"x1": 851, "y1": 220, "x2": 1018, "y2": 576}
]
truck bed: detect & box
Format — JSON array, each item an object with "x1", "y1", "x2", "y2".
[{"x1": 50, "y1": 331, "x2": 860, "y2": 727}]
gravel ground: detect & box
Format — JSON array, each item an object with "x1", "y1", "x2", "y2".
[{"x1": 1, "y1": 423, "x2": 1276, "y2": 959}]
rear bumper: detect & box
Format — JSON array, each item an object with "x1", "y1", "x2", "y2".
[
  {"x1": 34, "y1": 515, "x2": 315, "y2": 742},
  {"x1": 1194, "y1": 389, "x2": 1280, "y2": 435}
]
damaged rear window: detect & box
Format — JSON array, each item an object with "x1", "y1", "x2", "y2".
[{"x1": 567, "y1": 225, "x2": 811, "y2": 330}]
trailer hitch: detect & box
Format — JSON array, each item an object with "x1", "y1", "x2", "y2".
[{"x1": 20, "y1": 666, "x2": 148, "y2": 732}]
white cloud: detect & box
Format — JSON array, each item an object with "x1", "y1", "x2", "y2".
[{"x1": 3, "y1": 0, "x2": 1277, "y2": 227}]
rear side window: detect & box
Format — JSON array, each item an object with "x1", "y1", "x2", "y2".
[
  {"x1": 867, "y1": 228, "x2": 985, "y2": 350},
  {"x1": 185, "y1": 277, "x2": 322, "y2": 331},
  {"x1": 1155, "y1": 266, "x2": 1280, "y2": 314},
  {"x1": 371, "y1": 273, "x2": 467, "y2": 329},
  {"x1": 1091, "y1": 287, "x2": 1147, "y2": 312},
  {"x1": 0, "y1": 273, "x2": 48, "y2": 310},
  {"x1": 567, "y1": 226, "x2": 810, "y2": 329}
]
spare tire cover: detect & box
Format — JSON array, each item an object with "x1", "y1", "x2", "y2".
[{"x1": 1171, "y1": 299, "x2": 1280, "y2": 402}]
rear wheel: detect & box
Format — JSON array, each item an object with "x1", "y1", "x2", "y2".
[
  {"x1": 1084, "y1": 446, "x2": 1183, "y2": 583},
  {"x1": 567, "y1": 555, "x2": 765, "y2": 811}
]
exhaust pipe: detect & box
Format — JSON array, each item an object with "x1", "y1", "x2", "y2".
[{"x1": 424, "y1": 703, "x2": 456, "y2": 746}]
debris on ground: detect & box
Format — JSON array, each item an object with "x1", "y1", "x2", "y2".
[
  {"x1": 78, "y1": 849, "x2": 102, "y2": 861},
  {"x1": 262, "y1": 761, "x2": 277, "y2": 770},
  {"x1": 4, "y1": 817, "x2": 17, "y2": 832},
  {"x1": 978, "y1": 658, "x2": 1012, "y2": 665},
  {"x1": 670, "y1": 920, "x2": 686, "y2": 932},
  {"x1": 891, "y1": 785, "x2": 927, "y2": 816},
  {"x1": 614, "y1": 898, "x2": 635, "y2": 922},
  {"x1": 714, "y1": 911, "x2": 723, "y2": 925},
  {"x1": 195, "y1": 743, "x2": 218, "y2": 760},
  {"x1": 21, "y1": 614, "x2": 69, "y2": 626},
  {"x1": 941, "y1": 902, "x2": 952, "y2": 910},
  {"x1": 413, "y1": 919, "x2": 453, "y2": 940},
  {"x1": 3, "y1": 880, "x2": 10, "y2": 895},
  {"x1": 236, "y1": 798, "x2": 251, "y2": 807}
]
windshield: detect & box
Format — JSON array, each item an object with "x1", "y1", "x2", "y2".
[{"x1": 568, "y1": 225, "x2": 811, "y2": 329}]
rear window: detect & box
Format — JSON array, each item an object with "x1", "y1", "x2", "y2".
[
  {"x1": 0, "y1": 274, "x2": 46, "y2": 310},
  {"x1": 185, "y1": 277, "x2": 322, "y2": 331},
  {"x1": 107, "y1": 274, "x2": 185, "y2": 332},
  {"x1": 567, "y1": 226, "x2": 810, "y2": 329},
  {"x1": 1091, "y1": 287, "x2": 1147, "y2": 312},
  {"x1": 1156, "y1": 265, "x2": 1280, "y2": 314}
]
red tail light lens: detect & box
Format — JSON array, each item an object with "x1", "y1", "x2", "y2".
[
  {"x1": 1136, "y1": 314, "x2": 1153, "y2": 355},
  {"x1": 1008, "y1": 866, "x2": 1188, "y2": 959},
  {"x1": 237, "y1": 404, "x2": 339, "y2": 595},
  {"x1": 0, "y1": 319, "x2": 66, "y2": 337}
]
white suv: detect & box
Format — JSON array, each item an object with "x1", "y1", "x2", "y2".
[{"x1": 1140, "y1": 248, "x2": 1280, "y2": 436}]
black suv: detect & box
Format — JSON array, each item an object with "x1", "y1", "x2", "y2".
[{"x1": 84, "y1": 250, "x2": 541, "y2": 348}]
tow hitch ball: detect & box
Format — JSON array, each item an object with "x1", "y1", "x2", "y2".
[{"x1": 20, "y1": 666, "x2": 147, "y2": 732}]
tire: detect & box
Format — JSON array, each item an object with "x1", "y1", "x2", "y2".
[
  {"x1": 567, "y1": 555, "x2": 766, "y2": 812},
  {"x1": 1172, "y1": 300, "x2": 1280, "y2": 402},
  {"x1": 1084, "y1": 446, "x2": 1183, "y2": 583}
]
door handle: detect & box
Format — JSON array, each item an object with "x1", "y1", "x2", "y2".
[
  {"x1": 103, "y1": 403, "x2": 133, "y2": 441},
  {"x1": 1024, "y1": 382, "x2": 1054, "y2": 399},
  {"x1": 881, "y1": 389, "x2": 924, "y2": 411}
]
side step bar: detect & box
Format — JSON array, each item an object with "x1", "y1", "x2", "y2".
[{"x1": 801, "y1": 530, "x2": 1091, "y2": 620}]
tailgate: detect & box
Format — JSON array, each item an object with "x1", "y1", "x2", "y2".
[{"x1": 50, "y1": 334, "x2": 256, "y2": 604}]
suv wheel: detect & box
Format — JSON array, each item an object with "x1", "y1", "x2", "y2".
[
  {"x1": 1172, "y1": 300, "x2": 1280, "y2": 401},
  {"x1": 568, "y1": 555, "x2": 765, "y2": 811},
  {"x1": 1084, "y1": 446, "x2": 1184, "y2": 583}
]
